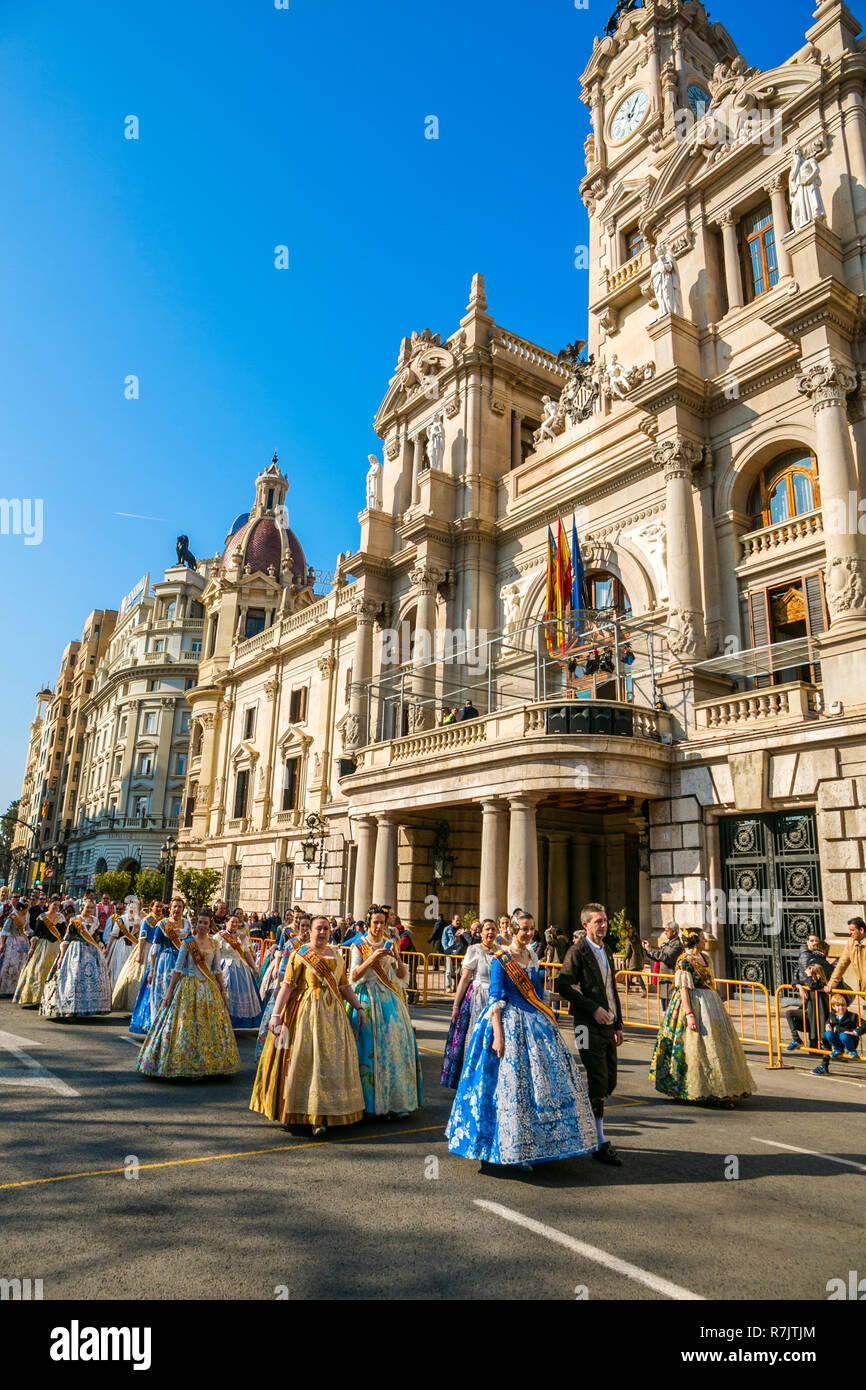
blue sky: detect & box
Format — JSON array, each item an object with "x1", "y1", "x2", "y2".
[{"x1": 0, "y1": 0, "x2": 817, "y2": 808}]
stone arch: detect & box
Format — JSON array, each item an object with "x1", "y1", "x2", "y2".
[
  {"x1": 116, "y1": 856, "x2": 141, "y2": 879},
  {"x1": 583, "y1": 537, "x2": 657, "y2": 615},
  {"x1": 718, "y1": 422, "x2": 817, "y2": 517}
]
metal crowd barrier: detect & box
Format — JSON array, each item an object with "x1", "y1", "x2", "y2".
[
  {"x1": 614, "y1": 968, "x2": 776, "y2": 1069},
  {"x1": 773, "y1": 985, "x2": 865, "y2": 1069}
]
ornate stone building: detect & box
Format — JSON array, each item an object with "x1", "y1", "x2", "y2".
[
  {"x1": 62, "y1": 564, "x2": 209, "y2": 890},
  {"x1": 177, "y1": 0, "x2": 866, "y2": 995}
]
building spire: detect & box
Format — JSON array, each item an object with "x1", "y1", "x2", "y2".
[{"x1": 466, "y1": 272, "x2": 488, "y2": 313}]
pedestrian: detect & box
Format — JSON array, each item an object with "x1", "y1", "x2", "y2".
[
  {"x1": 40, "y1": 897, "x2": 112, "y2": 1020},
  {"x1": 216, "y1": 914, "x2": 264, "y2": 1031},
  {"x1": 429, "y1": 910, "x2": 446, "y2": 953},
  {"x1": 826, "y1": 917, "x2": 866, "y2": 997},
  {"x1": 648, "y1": 928, "x2": 755, "y2": 1107},
  {"x1": 0, "y1": 901, "x2": 31, "y2": 997},
  {"x1": 97, "y1": 892, "x2": 113, "y2": 935},
  {"x1": 137, "y1": 909, "x2": 240, "y2": 1081},
  {"x1": 784, "y1": 932, "x2": 831, "y2": 1058},
  {"x1": 442, "y1": 911, "x2": 463, "y2": 991},
  {"x1": 460, "y1": 699, "x2": 479, "y2": 720},
  {"x1": 346, "y1": 906, "x2": 422, "y2": 1117},
  {"x1": 556, "y1": 903, "x2": 624, "y2": 1166},
  {"x1": 446, "y1": 912, "x2": 597, "y2": 1170},
  {"x1": 398, "y1": 922, "x2": 418, "y2": 1002},
  {"x1": 148, "y1": 898, "x2": 193, "y2": 1021},
  {"x1": 104, "y1": 901, "x2": 139, "y2": 989},
  {"x1": 212, "y1": 899, "x2": 230, "y2": 931},
  {"x1": 497, "y1": 914, "x2": 512, "y2": 946},
  {"x1": 252, "y1": 914, "x2": 367, "y2": 1135},
  {"x1": 824, "y1": 995, "x2": 862, "y2": 1060},
  {"x1": 116, "y1": 900, "x2": 165, "y2": 1021},
  {"x1": 441, "y1": 707, "x2": 456, "y2": 725},
  {"x1": 441, "y1": 918, "x2": 498, "y2": 1087},
  {"x1": 14, "y1": 894, "x2": 64, "y2": 1007},
  {"x1": 641, "y1": 921, "x2": 684, "y2": 1008},
  {"x1": 624, "y1": 926, "x2": 648, "y2": 994}
]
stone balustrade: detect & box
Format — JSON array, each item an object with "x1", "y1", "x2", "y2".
[
  {"x1": 606, "y1": 246, "x2": 650, "y2": 294},
  {"x1": 492, "y1": 332, "x2": 569, "y2": 377},
  {"x1": 695, "y1": 681, "x2": 823, "y2": 732},
  {"x1": 739, "y1": 509, "x2": 823, "y2": 563}
]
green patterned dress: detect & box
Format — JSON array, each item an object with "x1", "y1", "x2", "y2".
[{"x1": 649, "y1": 950, "x2": 755, "y2": 1102}]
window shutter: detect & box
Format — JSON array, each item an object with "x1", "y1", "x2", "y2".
[
  {"x1": 804, "y1": 572, "x2": 826, "y2": 683},
  {"x1": 748, "y1": 591, "x2": 772, "y2": 688}
]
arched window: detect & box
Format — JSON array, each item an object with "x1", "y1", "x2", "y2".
[
  {"x1": 748, "y1": 451, "x2": 819, "y2": 530},
  {"x1": 585, "y1": 571, "x2": 631, "y2": 616}
]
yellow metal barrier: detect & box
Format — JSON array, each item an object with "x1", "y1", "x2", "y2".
[
  {"x1": 774, "y1": 985, "x2": 865, "y2": 1069},
  {"x1": 615, "y1": 969, "x2": 777, "y2": 1069}
]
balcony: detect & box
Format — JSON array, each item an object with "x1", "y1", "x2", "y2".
[
  {"x1": 738, "y1": 509, "x2": 823, "y2": 568},
  {"x1": 695, "y1": 681, "x2": 823, "y2": 733}
]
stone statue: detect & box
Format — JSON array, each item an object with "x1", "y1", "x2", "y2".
[
  {"x1": 604, "y1": 354, "x2": 630, "y2": 399},
  {"x1": 176, "y1": 535, "x2": 197, "y2": 569},
  {"x1": 426, "y1": 417, "x2": 445, "y2": 470},
  {"x1": 649, "y1": 242, "x2": 680, "y2": 317},
  {"x1": 365, "y1": 454, "x2": 382, "y2": 511},
  {"x1": 502, "y1": 584, "x2": 522, "y2": 635},
  {"x1": 789, "y1": 146, "x2": 825, "y2": 232},
  {"x1": 539, "y1": 395, "x2": 559, "y2": 443}
]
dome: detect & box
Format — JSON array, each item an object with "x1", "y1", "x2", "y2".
[
  {"x1": 228, "y1": 511, "x2": 249, "y2": 537},
  {"x1": 219, "y1": 515, "x2": 307, "y2": 579}
]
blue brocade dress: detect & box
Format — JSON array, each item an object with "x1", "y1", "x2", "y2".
[
  {"x1": 347, "y1": 941, "x2": 422, "y2": 1116},
  {"x1": 446, "y1": 955, "x2": 598, "y2": 1166},
  {"x1": 128, "y1": 916, "x2": 162, "y2": 1036},
  {"x1": 218, "y1": 932, "x2": 264, "y2": 1031}
]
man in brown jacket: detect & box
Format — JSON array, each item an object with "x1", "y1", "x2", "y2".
[{"x1": 826, "y1": 917, "x2": 866, "y2": 995}]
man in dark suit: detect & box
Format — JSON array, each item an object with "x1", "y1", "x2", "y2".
[{"x1": 557, "y1": 902, "x2": 624, "y2": 1167}]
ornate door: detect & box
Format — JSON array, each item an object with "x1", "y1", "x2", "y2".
[{"x1": 720, "y1": 810, "x2": 824, "y2": 992}]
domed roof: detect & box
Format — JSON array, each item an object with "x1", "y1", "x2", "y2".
[
  {"x1": 219, "y1": 515, "x2": 307, "y2": 579},
  {"x1": 228, "y1": 511, "x2": 250, "y2": 537}
]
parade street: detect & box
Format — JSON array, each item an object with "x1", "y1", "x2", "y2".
[{"x1": 0, "y1": 999, "x2": 862, "y2": 1303}]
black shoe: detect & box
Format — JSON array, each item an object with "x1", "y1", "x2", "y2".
[
  {"x1": 811, "y1": 1064, "x2": 829, "y2": 1075},
  {"x1": 592, "y1": 1141, "x2": 622, "y2": 1167}
]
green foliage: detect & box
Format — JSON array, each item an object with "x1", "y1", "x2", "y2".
[
  {"x1": 462, "y1": 910, "x2": 480, "y2": 933},
  {"x1": 134, "y1": 868, "x2": 165, "y2": 907},
  {"x1": 607, "y1": 907, "x2": 631, "y2": 956},
  {"x1": 174, "y1": 866, "x2": 222, "y2": 916},
  {"x1": 0, "y1": 800, "x2": 21, "y2": 880},
  {"x1": 94, "y1": 870, "x2": 132, "y2": 902}
]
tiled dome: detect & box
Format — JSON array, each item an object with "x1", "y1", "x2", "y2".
[{"x1": 219, "y1": 516, "x2": 306, "y2": 579}]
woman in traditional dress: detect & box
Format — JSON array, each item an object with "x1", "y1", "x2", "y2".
[
  {"x1": 120, "y1": 900, "x2": 165, "y2": 1024},
  {"x1": 255, "y1": 938, "x2": 293, "y2": 1059},
  {"x1": 649, "y1": 928, "x2": 755, "y2": 1107},
  {"x1": 105, "y1": 899, "x2": 140, "y2": 990},
  {"x1": 14, "y1": 894, "x2": 64, "y2": 1007},
  {"x1": 251, "y1": 913, "x2": 366, "y2": 1134},
  {"x1": 0, "y1": 902, "x2": 31, "y2": 997},
  {"x1": 40, "y1": 898, "x2": 112, "y2": 1020},
  {"x1": 446, "y1": 915, "x2": 598, "y2": 1170},
  {"x1": 346, "y1": 905, "x2": 422, "y2": 1118},
  {"x1": 137, "y1": 910, "x2": 240, "y2": 1080},
  {"x1": 216, "y1": 914, "x2": 263, "y2": 1030},
  {"x1": 148, "y1": 898, "x2": 192, "y2": 1023},
  {"x1": 441, "y1": 918, "x2": 498, "y2": 1087}
]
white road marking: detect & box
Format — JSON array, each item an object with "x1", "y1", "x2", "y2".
[
  {"x1": 0, "y1": 1031, "x2": 79, "y2": 1097},
  {"x1": 117, "y1": 1034, "x2": 142, "y2": 1045},
  {"x1": 752, "y1": 1138, "x2": 866, "y2": 1173},
  {"x1": 474, "y1": 1199, "x2": 704, "y2": 1300}
]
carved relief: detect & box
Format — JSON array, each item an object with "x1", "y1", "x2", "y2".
[
  {"x1": 825, "y1": 555, "x2": 866, "y2": 620},
  {"x1": 668, "y1": 607, "x2": 706, "y2": 660},
  {"x1": 797, "y1": 360, "x2": 857, "y2": 411}
]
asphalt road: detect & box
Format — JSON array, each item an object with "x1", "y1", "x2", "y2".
[{"x1": 0, "y1": 997, "x2": 863, "y2": 1302}]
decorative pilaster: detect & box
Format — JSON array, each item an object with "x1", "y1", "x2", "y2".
[
  {"x1": 765, "y1": 172, "x2": 793, "y2": 278},
  {"x1": 352, "y1": 814, "x2": 377, "y2": 921},
  {"x1": 797, "y1": 358, "x2": 866, "y2": 628},
  {"x1": 654, "y1": 437, "x2": 707, "y2": 660},
  {"x1": 345, "y1": 598, "x2": 379, "y2": 748},
  {"x1": 479, "y1": 798, "x2": 508, "y2": 922},
  {"x1": 371, "y1": 813, "x2": 399, "y2": 909},
  {"x1": 716, "y1": 211, "x2": 743, "y2": 311},
  {"x1": 408, "y1": 563, "x2": 444, "y2": 730},
  {"x1": 506, "y1": 794, "x2": 539, "y2": 920}
]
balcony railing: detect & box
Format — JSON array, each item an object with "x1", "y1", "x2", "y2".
[
  {"x1": 695, "y1": 681, "x2": 823, "y2": 732},
  {"x1": 739, "y1": 509, "x2": 823, "y2": 563}
]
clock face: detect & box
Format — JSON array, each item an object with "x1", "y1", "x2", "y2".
[
  {"x1": 687, "y1": 83, "x2": 711, "y2": 116},
  {"x1": 609, "y1": 88, "x2": 649, "y2": 143}
]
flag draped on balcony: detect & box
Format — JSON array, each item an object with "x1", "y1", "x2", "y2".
[
  {"x1": 571, "y1": 512, "x2": 585, "y2": 634},
  {"x1": 545, "y1": 525, "x2": 558, "y2": 654},
  {"x1": 556, "y1": 517, "x2": 572, "y2": 653}
]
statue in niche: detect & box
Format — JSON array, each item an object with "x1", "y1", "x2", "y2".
[
  {"x1": 366, "y1": 453, "x2": 383, "y2": 510},
  {"x1": 649, "y1": 242, "x2": 680, "y2": 317},
  {"x1": 426, "y1": 417, "x2": 445, "y2": 470},
  {"x1": 789, "y1": 146, "x2": 825, "y2": 231}
]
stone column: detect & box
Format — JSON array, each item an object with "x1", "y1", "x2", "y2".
[
  {"x1": 478, "y1": 798, "x2": 508, "y2": 921},
  {"x1": 506, "y1": 794, "x2": 539, "y2": 919},
  {"x1": 654, "y1": 437, "x2": 706, "y2": 660},
  {"x1": 411, "y1": 435, "x2": 425, "y2": 507},
  {"x1": 547, "y1": 833, "x2": 570, "y2": 928},
  {"x1": 575, "y1": 835, "x2": 592, "y2": 911},
  {"x1": 766, "y1": 172, "x2": 793, "y2": 278},
  {"x1": 717, "y1": 211, "x2": 743, "y2": 311},
  {"x1": 345, "y1": 597, "x2": 378, "y2": 748},
  {"x1": 408, "y1": 563, "x2": 442, "y2": 731},
  {"x1": 510, "y1": 410, "x2": 523, "y2": 470},
  {"x1": 798, "y1": 358, "x2": 866, "y2": 631},
  {"x1": 352, "y1": 814, "x2": 377, "y2": 920},
  {"x1": 372, "y1": 813, "x2": 398, "y2": 908}
]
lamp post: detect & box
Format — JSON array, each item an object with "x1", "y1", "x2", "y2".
[
  {"x1": 160, "y1": 834, "x2": 179, "y2": 900},
  {"x1": 432, "y1": 821, "x2": 455, "y2": 887},
  {"x1": 298, "y1": 813, "x2": 327, "y2": 898}
]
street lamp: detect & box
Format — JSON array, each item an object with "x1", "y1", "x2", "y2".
[
  {"x1": 160, "y1": 834, "x2": 179, "y2": 900},
  {"x1": 299, "y1": 813, "x2": 326, "y2": 871},
  {"x1": 432, "y1": 821, "x2": 455, "y2": 884}
]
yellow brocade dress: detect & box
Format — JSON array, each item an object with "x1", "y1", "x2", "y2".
[
  {"x1": 250, "y1": 948, "x2": 364, "y2": 1127},
  {"x1": 137, "y1": 940, "x2": 240, "y2": 1079}
]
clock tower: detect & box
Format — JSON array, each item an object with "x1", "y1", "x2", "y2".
[{"x1": 580, "y1": 0, "x2": 744, "y2": 357}]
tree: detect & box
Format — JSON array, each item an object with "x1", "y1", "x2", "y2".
[
  {"x1": 0, "y1": 800, "x2": 21, "y2": 883},
  {"x1": 134, "y1": 868, "x2": 165, "y2": 907},
  {"x1": 607, "y1": 907, "x2": 631, "y2": 957},
  {"x1": 174, "y1": 867, "x2": 222, "y2": 917},
  {"x1": 95, "y1": 870, "x2": 133, "y2": 902}
]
